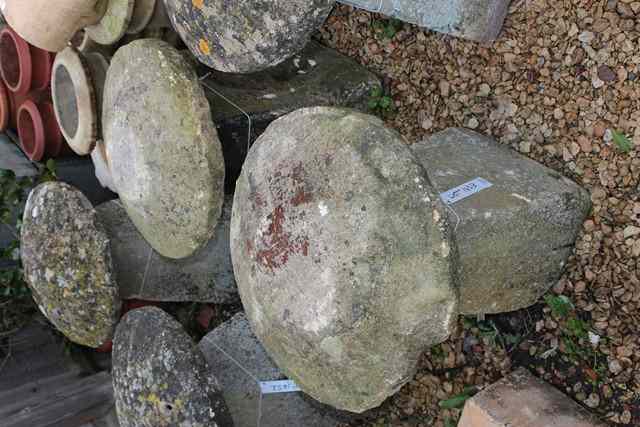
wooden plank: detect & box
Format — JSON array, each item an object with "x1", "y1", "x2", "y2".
[{"x1": 5, "y1": 372, "x2": 116, "y2": 427}]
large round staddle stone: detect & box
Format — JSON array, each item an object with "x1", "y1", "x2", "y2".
[
  {"x1": 112, "y1": 306, "x2": 233, "y2": 427},
  {"x1": 163, "y1": 0, "x2": 335, "y2": 73},
  {"x1": 20, "y1": 182, "x2": 120, "y2": 348},
  {"x1": 103, "y1": 39, "x2": 225, "y2": 259},
  {"x1": 230, "y1": 107, "x2": 458, "y2": 412}
]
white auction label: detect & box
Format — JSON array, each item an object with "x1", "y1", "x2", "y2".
[
  {"x1": 440, "y1": 178, "x2": 492, "y2": 205},
  {"x1": 259, "y1": 380, "x2": 301, "y2": 395}
]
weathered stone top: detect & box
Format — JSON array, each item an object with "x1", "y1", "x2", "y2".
[
  {"x1": 164, "y1": 0, "x2": 335, "y2": 73},
  {"x1": 112, "y1": 306, "x2": 233, "y2": 427},
  {"x1": 231, "y1": 107, "x2": 457, "y2": 412},
  {"x1": 103, "y1": 39, "x2": 225, "y2": 259},
  {"x1": 85, "y1": 0, "x2": 135, "y2": 46},
  {"x1": 20, "y1": 182, "x2": 120, "y2": 348}
]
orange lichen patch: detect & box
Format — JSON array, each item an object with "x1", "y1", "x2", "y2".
[
  {"x1": 198, "y1": 39, "x2": 210, "y2": 55},
  {"x1": 192, "y1": 0, "x2": 204, "y2": 9}
]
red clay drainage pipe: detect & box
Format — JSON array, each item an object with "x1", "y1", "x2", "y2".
[
  {"x1": 0, "y1": 82, "x2": 10, "y2": 132},
  {"x1": 30, "y1": 46, "x2": 55, "y2": 91},
  {"x1": 0, "y1": 27, "x2": 32, "y2": 95},
  {"x1": 17, "y1": 99, "x2": 65, "y2": 161}
]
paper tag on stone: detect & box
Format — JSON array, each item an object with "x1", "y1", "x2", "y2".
[
  {"x1": 440, "y1": 178, "x2": 492, "y2": 205},
  {"x1": 259, "y1": 380, "x2": 301, "y2": 394}
]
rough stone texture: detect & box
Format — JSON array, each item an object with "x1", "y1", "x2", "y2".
[
  {"x1": 127, "y1": 0, "x2": 157, "y2": 34},
  {"x1": 86, "y1": 0, "x2": 135, "y2": 46},
  {"x1": 103, "y1": 39, "x2": 225, "y2": 259},
  {"x1": 112, "y1": 306, "x2": 232, "y2": 427},
  {"x1": 96, "y1": 198, "x2": 238, "y2": 303},
  {"x1": 20, "y1": 182, "x2": 120, "y2": 348},
  {"x1": 199, "y1": 41, "x2": 381, "y2": 193},
  {"x1": 164, "y1": 0, "x2": 334, "y2": 73},
  {"x1": 231, "y1": 107, "x2": 457, "y2": 413},
  {"x1": 458, "y1": 368, "x2": 608, "y2": 427},
  {"x1": 412, "y1": 128, "x2": 591, "y2": 315},
  {"x1": 199, "y1": 313, "x2": 360, "y2": 427},
  {"x1": 338, "y1": 0, "x2": 510, "y2": 42}
]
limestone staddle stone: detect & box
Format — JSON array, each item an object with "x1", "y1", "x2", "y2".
[
  {"x1": 164, "y1": 0, "x2": 335, "y2": 73},
  {"x1": 338, "y1": 0, "x2": 510, "y2": 42},
  {"x1": 96, "y1": 198, "x2": 238, "y2": 303},
  {"x1": 412, "y1": 128, "x2": 591, "y2": 315},
  {"x1": 86, "y1": 0, "x2": 135, "y2": 46},
  {"x1": 127, "y1": 0, "x2": 157, "y2": 34},
  {"x1": 199, "y1": 313, "x2": 353, "y2": 426},
  {"x1": 112, "y1": 306, "x2": 233, "y2": 427},
  {"x1": 230, "y1": 107, "x2": 457, "y2": 413},
  {"x1": 103, "y1": 39, "x2": 225, "y2": 259},
  {"x1": 20, "y1": 182, "x2": 120, "y2": 348}
]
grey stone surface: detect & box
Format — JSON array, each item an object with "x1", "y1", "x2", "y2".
[
  {"x1": 21, "y1": 182, "x2": 120, "y2": 348},
  {"x1": 112, "y1": 306, "x2": 232, "y2": 427},
  {"x1": 412, "y1": 128, "x2": 591, "y2": 315},
  {"x1": 0, "y1": 133, "x2": 38, "y2": 178},
  {"x1": 199, "y1": 41, "x2": 381, "y2": 192},
  {"x1": 164, "y1": 0, "x2": 334, "y2": 73},
  {"x1": 230, "y1": 107, "x2": 457, "y2": 413},
  {"x1": 199, "y1": 313, "x2": 355, "y2": 427},
  {"x1": 103, "y1": 39, "x2": 225, "y2": 260},
  {"x1": 339, "y1": 0, "x2": 510, "y2": 42},
  {"x1": 96, "y1": 198, "x2": 238, "y2": 303}
]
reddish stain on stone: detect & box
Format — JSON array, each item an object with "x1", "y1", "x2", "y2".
[
  {"x1": 291, "y1": 187, "x2": 312, "y2": 206},
  {"x1": 255, "y1": 205, "x2": 309, "y2": 272}
]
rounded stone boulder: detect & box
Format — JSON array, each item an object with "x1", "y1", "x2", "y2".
[
  {"x1": 112, "y1": 306, "x2": 233, "y2": 427},
  {"x1": 103, "y1": 39, "x2": 225, "y2": 259},
  {"x1": 230, "y1": 107, "x2": 457, "y2": 413},
  {"x1": 20, "y1": 182, "x2": 120, "y2": 348},
  {"x1": 164, "y1": 0, "x2": 335, "y2": 73}
]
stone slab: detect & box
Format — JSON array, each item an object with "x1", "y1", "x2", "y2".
[
  {"x1": 96, "y1": 197, "x2": 238, "y2": 303},
  {"x1": 338, "y1": 0, "x2": 510, "y2": 42},
  {"x1": 199, "y1": 41, "x2": 381, "y2": 193},
  {"x1": 412, "y1": 128, "x2": 591, "y2": 315},
  {"x1": 458, "y1": 368, "x2": 607, "y2": 427},
  {"x1": 199, "y1": 313, "x2": 356, "y2": 427}
]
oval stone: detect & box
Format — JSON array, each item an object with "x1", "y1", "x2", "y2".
[
  {"x1": 21, "y1": 182, "x2": 120, "y2": 348},
  {"x1": 103, "y1": 39, "x2": 225, "y2": 259},
  {"x1": 164, "y1": 0, "x2": 335, "y2": 73},
  {"x1": 112, "y1": 306, "x2": 233, "y2": 427},
  {"x1": 230, "y1": 107, "x2": 458, "y2": 412}
]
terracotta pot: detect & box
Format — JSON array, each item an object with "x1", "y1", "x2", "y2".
[
  {"x1": 30, "y1": 46, "x2": 55, "y2": 91},
  {"x1": 8, "y1": 89, "x2": 48, "y2": 130},
  {"x1": 0, "y1": 26, "x2": 32, "y2": 94},
  {"x1": 2, "y1": 0, "x2": 108, "y2": 52},
  {"x1": 0, "y1": 82, "x2": 10, "y2": 132},
  {"x1": 17, "y1": 98, "x2": 65, "y2": 161}
]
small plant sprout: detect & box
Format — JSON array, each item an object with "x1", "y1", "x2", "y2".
[
  {"x1": 368, "y1": 86, "x2": 395, "y2": 117},
  {"x1": 611, "y1": 130, "x2": 633, "y2": 153}
]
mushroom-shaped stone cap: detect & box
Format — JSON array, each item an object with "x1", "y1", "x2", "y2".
[
  {"x1": 230, "y1": 107, "x2": 457, "y2": 412},
  {"x1": 164, "y1": 0, "x2": 335, "y2": 73},
  {"x1": 20, "y1": 182, "x2": 120, "y2": 348},
  {"x1": 113, "y1": 306, "x2": 233, "y2": 427},
  {"x1": 86, "y1": 0, "x2": 135, "y2": 46},
  {"x1": 103, "y1": 39, "x2": 225, "y2": 259}
]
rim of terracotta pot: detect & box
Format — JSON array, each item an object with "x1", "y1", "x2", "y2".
[
  {"x1": 51, "y1": 46, "x2": 97, "y2": 155},
  {"x1": 0, "y1": 27, "x2": 32, "y2": 94},
  {"x1": 41, "y1": 101, "x2": 67, "y2": 158},
  {"x1": 85, "y1": 0, "x2": 135, "y2": 46},
  {"x1": 30, "y1": 46, "x2": 55, "y2": 92},
  {"x1": 0, "y1": 82, "x2": 10, "y2": 132},
  {"x1": 17, "y1": 100, "x2": 46, "y2": 161}
]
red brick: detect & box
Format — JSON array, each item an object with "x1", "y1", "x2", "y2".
[{"x1": 458, "y1": 368, "x2": 608, "y2": 427}]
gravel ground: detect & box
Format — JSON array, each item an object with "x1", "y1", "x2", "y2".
[{"x1": 318, "y1": 1, "x2": 640, "y2": 425}]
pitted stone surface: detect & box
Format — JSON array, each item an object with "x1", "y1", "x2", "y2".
[
  {"x1": 338, "y1": 0, "x2": 510, "y2": 42},
  {"x1": 20, "y1": 182, "x2": 120, "y2": 348},
  {"x1": 86, "y1": 0, "x2": 135, "y2": 45},
  {"x1": 164, "y1": 0, "x2": 335, "y2": 73},
  {"x1": 113, "y1": 306, "x2": 233, "y2": 427},
  {"x1": 199, "y1": 313, "x2": 353, "y2": 426},
  {"x1": 413, "y1": 128, "x2": 591, "y2": 315},
  {"x1": 230, "y1": 107, "x2": 457, "y2": 413},
  {"x1": 103, "y1": 39, "x2": 225, "y2": 259},
  {"x1": 96, "y1": 198, "x2": 238, "y2": 303}
]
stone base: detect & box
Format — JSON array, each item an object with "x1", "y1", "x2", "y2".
[
  {"x1": 338, "y1": 0, "x2": 510, "y2": 42},
  {"x1": 412, "y1": 128, "x2": 591, "y2": 315},
  {"x1": 199, "y1": 41, "x2": 381, "y2": 193},
  {"x1": 199, "y1": 313, "x2": 366, "y2": 427}
]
